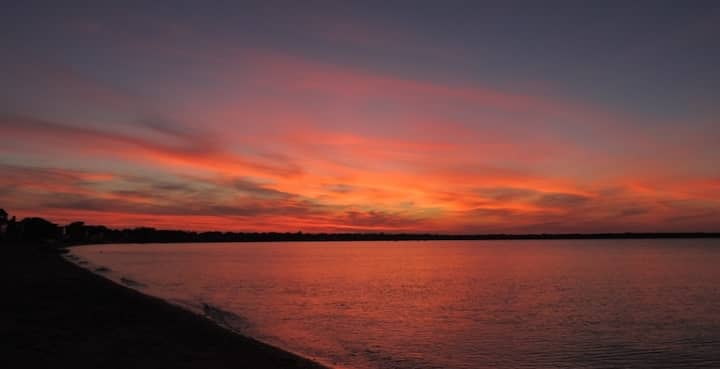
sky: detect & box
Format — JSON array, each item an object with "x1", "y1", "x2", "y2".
[{"x1": 1, "y1": 1, "x2": 719, "y2": 233}]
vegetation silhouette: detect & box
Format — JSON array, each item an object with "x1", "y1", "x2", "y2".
[{"x1": 1, "y1": 208, "x2": 718, "y2": 248}]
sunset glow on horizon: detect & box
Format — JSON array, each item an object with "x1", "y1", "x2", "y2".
[{"x1": 2, "y1": 2, "x2": 719, "y2": 233}]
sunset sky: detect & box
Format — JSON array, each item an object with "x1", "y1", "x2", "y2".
[{"x1": 1, "y1": 1, "x2": 719, "y2": 233}]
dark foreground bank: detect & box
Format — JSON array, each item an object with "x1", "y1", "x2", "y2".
[{"x1": 1, "y1": 245, "x2": 327, "y2": 369}]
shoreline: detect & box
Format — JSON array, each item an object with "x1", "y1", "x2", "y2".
[
  {"x1": 65, "y1": 247, "x2": 344, "y2": 369},
  {"x1": 2, "y1": 244, "x2": 329, "y2": 369}
]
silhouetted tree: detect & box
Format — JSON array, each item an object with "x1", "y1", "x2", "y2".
[
  {"x1": 1, "y1": 207, "x2": 718, "y2": 247},
  {"x1": 0, "y1": 208, "x2": 8, "y2": 240},
  {"x1": 20, "y1": 217, "x2": 60, "y2": 242},
  {"x1": 65, "y1": 221, "x2": 87, "y2": 243}
]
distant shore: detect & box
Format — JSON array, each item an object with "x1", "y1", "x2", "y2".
[
  {"x1": 3, "y1": 208, "x2": 719, "y2": 246},
  {"x1": 1, "y1": 244, "x2": 328, "y2": 369}
]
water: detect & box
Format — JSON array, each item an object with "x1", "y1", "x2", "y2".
[{"x1": 71, "y1": 239, "x2": 720, "y2": 369}]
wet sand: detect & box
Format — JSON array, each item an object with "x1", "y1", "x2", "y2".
[{"x1": 1, "y1": 245, "x2": 327, "y2": 369}]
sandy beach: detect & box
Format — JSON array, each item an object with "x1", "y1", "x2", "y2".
[{"x1": 1, "y1": 244, "x2": 327, "y2": 369}]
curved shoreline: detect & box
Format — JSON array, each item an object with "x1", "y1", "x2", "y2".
[
  {"x1": 66, "y1": 247, "x2": 345, "y2": 369},
  {"x1": 2, "y1": 244, "x2": 330, "y2": 369}
]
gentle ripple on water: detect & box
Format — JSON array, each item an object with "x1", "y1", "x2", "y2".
[{"x1": 72, "y1": 239, "x2": 720, "y2": 369}]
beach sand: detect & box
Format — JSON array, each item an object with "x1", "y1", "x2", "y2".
[{"x1": 1, "y1": 244, "x2": 328, "y2": 369}]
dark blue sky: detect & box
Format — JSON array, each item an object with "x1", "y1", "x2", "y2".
[{"x1": 4, "y1": 1, "x2": 718, "y2": 118}]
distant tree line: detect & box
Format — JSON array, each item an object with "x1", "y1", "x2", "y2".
[{"x1": 1, "y1": 208, "x2": 719, "y2": 247}]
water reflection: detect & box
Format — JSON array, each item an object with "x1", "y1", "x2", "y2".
[{"x1": 74, "y1": 239, "x2": 720, "y2": 369}]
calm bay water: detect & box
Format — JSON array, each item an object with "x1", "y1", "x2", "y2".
[{"x1": 72, "y1": 240, "x2": 720, "y2": 369}]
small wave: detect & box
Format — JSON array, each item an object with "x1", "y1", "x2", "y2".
[
  {"x1": 120, "y1": 277, "x2": 147, "y2": 288},
  {"x1": 202, "y1": 302, "x2": 251, "y2": 333}
]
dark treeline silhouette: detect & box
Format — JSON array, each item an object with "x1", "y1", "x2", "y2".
[{"x1": 1, "y1": 208, "x2": 719, "y2": 247}]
